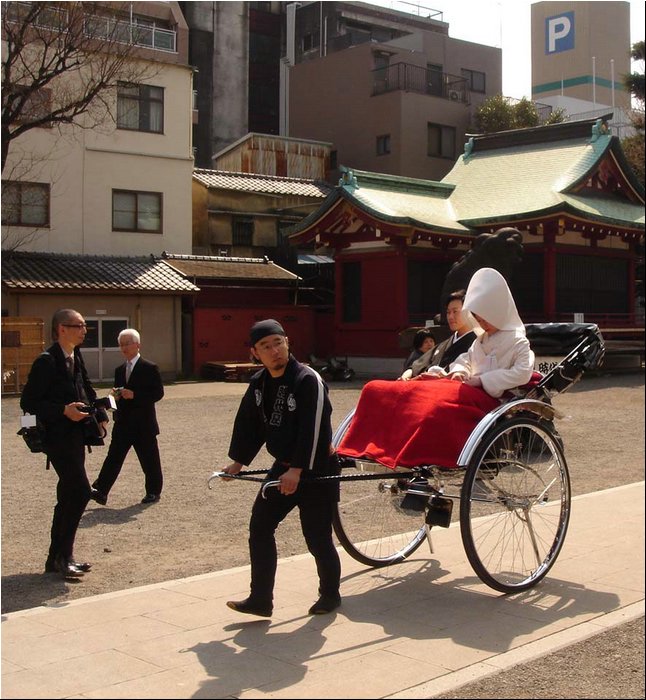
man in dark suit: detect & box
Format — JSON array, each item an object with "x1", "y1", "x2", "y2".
[
  {"x1": 400, "y1": 290, "x2": 477, "y2": 380},
  {"x1": 91, "y1": 328, "x2": 164, "y2": 506},
  {"x1": 21, "y1": 308, "x2": 109, "y2": 579}
]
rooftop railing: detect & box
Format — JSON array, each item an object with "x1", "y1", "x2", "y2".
[
  {"x1": 84, "y1": 15, "x2": 176, "y2": 53},
  {"x1": 372, "y1": 63, "x2": 469, "y2": 103},
  {"x1": 5, "y1": 2, "x2": 177, "y2": 53}
]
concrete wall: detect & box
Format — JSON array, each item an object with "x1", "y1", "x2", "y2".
[
  {"x1": 182, "y1": 1, "x2": 249, "y2": 161},
  {"x1": 289, "y1": 37, "x2": 501, "y2": 181},
  {"x1": 1, "y1": 292, "x2": 184, "y2": 380}
]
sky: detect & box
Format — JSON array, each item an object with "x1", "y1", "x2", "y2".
[{"x1": 369, "y1": 0, "x2": 645, "y2": 99}]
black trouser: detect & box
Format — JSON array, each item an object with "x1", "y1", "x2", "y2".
[
  {"x1": 247, "y1": 461, "x2": 341, "y2": 606},
  {"x1": 94, "y1": 425, "x2": 163, "y2": 496},
  {"x1": 46, "y1": 429, "x2": 91, "y2": 561}
]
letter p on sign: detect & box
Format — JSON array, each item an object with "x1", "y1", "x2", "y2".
[{"x1": 546, "y1": 11, "x2": 574, "y2": 54}]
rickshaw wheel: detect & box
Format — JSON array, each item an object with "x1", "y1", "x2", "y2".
[
  {"x1": 332, "y1": 413, "x2": 428, "y2": 567},
  {"x1": 460, "y1": 415, "x2": 570, "y2": 593},
  {"x1": 332, "y1": 462, "x2": 428, "y2": 567}
]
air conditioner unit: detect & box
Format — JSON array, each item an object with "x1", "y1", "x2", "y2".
[{"x1": 448, "y1": 90, "x2": 460, "y2": 101}]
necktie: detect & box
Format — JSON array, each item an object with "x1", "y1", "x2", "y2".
[
  {"x1": 126, "y1": 360, "x2": 132, "y2": 382},
  {"x1": 65, "y1": 356, "x2": 74, "y2": 377}
]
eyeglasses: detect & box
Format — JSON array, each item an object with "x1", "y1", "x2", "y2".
[{"x1": 62, "y1": 323, "x2": 87, "y2": 329}]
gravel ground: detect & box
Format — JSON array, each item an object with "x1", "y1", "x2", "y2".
[{"x1": 2, "y1": 370, "x2": 644, "y2": 698}]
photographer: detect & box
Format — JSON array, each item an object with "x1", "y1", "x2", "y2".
[{"x1": 20, "y1": 309, "x2": 108, "y2": 580}]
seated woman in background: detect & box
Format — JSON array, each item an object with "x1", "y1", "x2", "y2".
[
  {"x1": 339, "y1": 268, "x2": 535, "y2": 469},
  {"x1": 400, "y1": 289, "x2": 475, "y2": 380},
  {"x1": 402, "y1": 328, "x2": 436, "y2": 373}
]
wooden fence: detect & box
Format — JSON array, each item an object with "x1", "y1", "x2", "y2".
[{"x1": 2, "y1": 317, "x2": 45, "y2": 395}]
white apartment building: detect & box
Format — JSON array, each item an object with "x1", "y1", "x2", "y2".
[{"x1": 1, "y1": 1, "x2": 194, "y2": 257}]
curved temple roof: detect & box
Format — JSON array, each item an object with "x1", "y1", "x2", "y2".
[{"x1": 289, "y1": 117, "x2": 645, "y2": 247}]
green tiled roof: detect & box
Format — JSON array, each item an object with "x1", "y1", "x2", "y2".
[
  {"x1": 443, "y1": 133, "x2": 644, "y2": 227},
  {"x1": 346, "y1": 177, "x2": 469, "y2": 233},
  {"x1": 560, "y1": 193, "x2": 646, "y2": 228},
  {"x1": 288, "y1": 169, "x2": 470, "y2": 241},
  {"x1": 289, "y1": 118, "x2": 644, "y2": 242}
]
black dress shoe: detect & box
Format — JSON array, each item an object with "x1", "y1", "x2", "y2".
[
  {"x1": 53, "y1": 555, "x2": 85, "y2": 579},
  {"x1": 308, "y1": 595, "x2": 341, "y2": 615},
  {"x1": 68, "y1": 559, "x2": 92, "y2": 572},
  {"x1": 226, "y1": 598, "x2": 273, "y2": 617},
  {"x1": 90, "y1": 488, "x2": 108, "y2": 506},
  {"x1": 141, "y1": 493, "x2": 160, "y2": 504}
]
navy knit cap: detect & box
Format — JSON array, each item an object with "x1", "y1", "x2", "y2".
[{"x1": 250, "y1": 319, "x2": 286, "y2": 346}]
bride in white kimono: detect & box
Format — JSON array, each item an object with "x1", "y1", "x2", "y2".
[
  {"x1": 427, "y1": 267, "x2": 535, "y2": 398},
  {"x1": 338, "y1": 267, "x2": 536, "y2": 469}
]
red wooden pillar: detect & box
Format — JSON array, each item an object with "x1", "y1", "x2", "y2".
[{"x1": 543, "y1": 222, "x2": 557, "y2": 321}]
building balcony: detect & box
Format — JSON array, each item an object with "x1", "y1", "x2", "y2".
[
  {"x1": 5, "y1": 2, "x2": 177, "y2": 53},
  {"x1": 372, "y1": 63, "x2": 469, "y2": 103},
  {"x1": 84, "y1": 15, "x2": 177, "y2": 53}
]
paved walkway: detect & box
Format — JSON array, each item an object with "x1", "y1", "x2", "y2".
[{"x1": 2, "y1": 482, "x2": 644, "y2": 699}]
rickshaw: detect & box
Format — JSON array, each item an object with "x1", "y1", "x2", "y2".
[{"x1": 209, "y1": 323, "x2": 604, "y2": 595}]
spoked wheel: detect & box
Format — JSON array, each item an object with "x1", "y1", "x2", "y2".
[
  {"x1": 332, "y1": 412, "x2": 428, "y2": 567},
  {"x1": 460, "y1": 415, "x2": 570, "y2": 593}
]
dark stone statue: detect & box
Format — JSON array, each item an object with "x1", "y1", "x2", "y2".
[{"x1": 439, "y1": 227, "x2": 524, "y2": 313}]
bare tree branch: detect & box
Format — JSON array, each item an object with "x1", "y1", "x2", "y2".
[{"x1": 2, "y1": 1, "x2": 155, "y2": 173}]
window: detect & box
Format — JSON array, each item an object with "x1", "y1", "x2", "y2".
[
  {"x1": 117, "y1": 82, "x2": 164, "y2": 133},
  {"x1": 6, "y1": 2, "x2": 67, "y2": 29},
  {"x1": 407, "y1": 259, "x2": 452, "y2": 316},
  {"x1": 461, "y1": 68, "x2": 486, "y2": 93},
  {"x1": 342, "y1": 262, "x2": 362, "y2": 323},
  {"x1": 232, "y1": 217, "x2": 254, "y2": 246},
  {"x1": 302, "y1": 33, "x2": 318, "y2": 52},
  {"x1": 112, "y1": 190, "x2": 162, "y2": 232},
  {"x1": 1, "y1": 181, "x2": 50, "y2": 226},
  {"x1": 427, "y1": 123, "x2": 456, "y2": 159},
  {"x1": 373, "y1": 52, "x2": 390, "y2": 71},
  {"x1": 373, "y1": 52, "x2": 390, "y2": 93},
  {"x1": 427, "y1": 63, "x2": 443, "y2": 96},
  {"x1": 376, "y1": 134, "x2": 391, "y2": 156}
]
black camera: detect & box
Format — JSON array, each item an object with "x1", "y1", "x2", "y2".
[
  {"x1": 79, "y1": 396, "x2": 116, "y2": 446},
  {"x1": 79, "y1": 395, "x2": 117, "y2": 414}
]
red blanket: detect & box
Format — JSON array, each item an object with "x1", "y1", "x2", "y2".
[{"x1": 338, "y1": 377, "x2": 500, "y2": 469}]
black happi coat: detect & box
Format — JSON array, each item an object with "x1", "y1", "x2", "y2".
[{"x1": 229, "y1": 355, "x2": 333, "y2": 476}]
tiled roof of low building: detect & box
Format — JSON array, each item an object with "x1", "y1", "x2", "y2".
[
  {"x1": 1, "y1": 252, "x2": 200, "y2": 293},
  {"x1": 161, "y1": 253, "x2": 300, "y2": 281},
  {"x1": 192, "y1": 169, "x2": 332, "y2": 198}
]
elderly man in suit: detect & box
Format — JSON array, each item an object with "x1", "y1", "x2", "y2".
[{"x1": 91, "y1": 328, "x2": 164, "y2": 506}]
